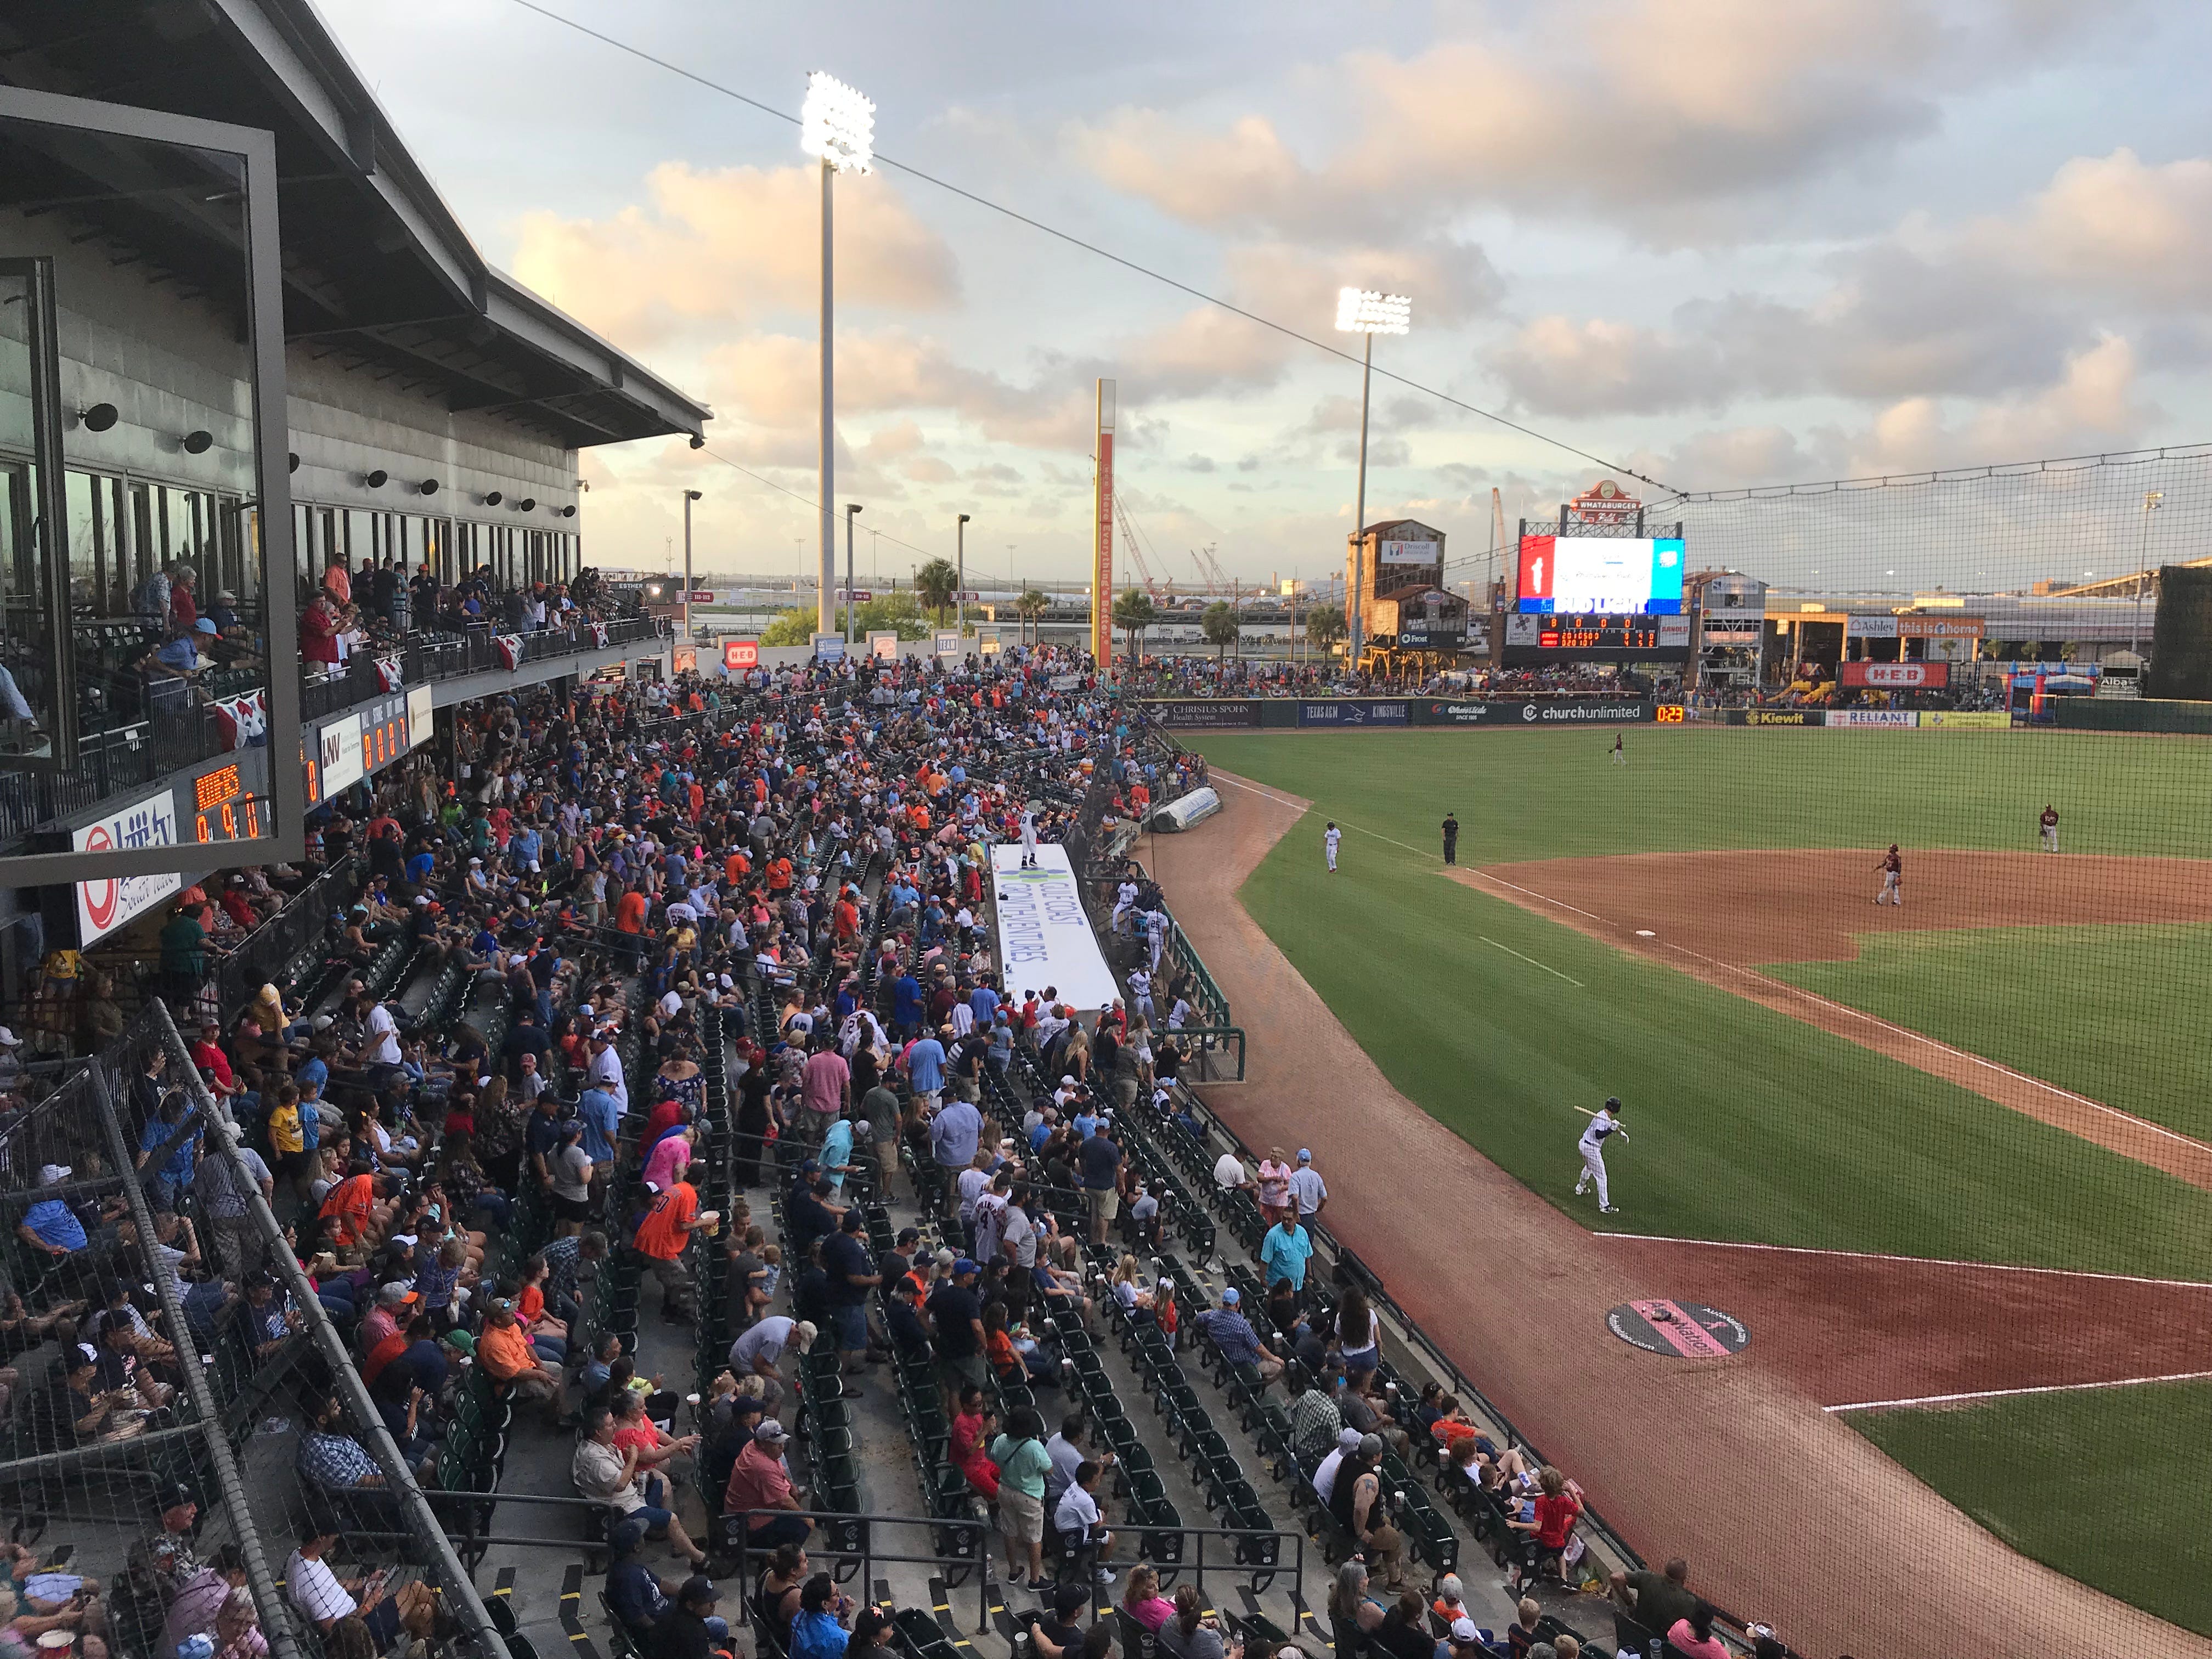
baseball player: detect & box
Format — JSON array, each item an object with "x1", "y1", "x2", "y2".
[
  {"x1": 1018, "y1": 806, "x2": 1039, "y2": 870},
  {"x1": 1874, "y1": 844, "x2": 1903, "y2": 906},
  {"x1": 2039, "y1": 804, "x2": 2059, "y2": 853},
  {"x1": 1610, "y1": 732, "x2": 1626, "y2": 766},
  {"x1": 1573, "y1": 1097, "x2": 1627, "y2": 1214},
  {"x1": 1324, "y1": 821, "x2": 1341, "y2": 873}
]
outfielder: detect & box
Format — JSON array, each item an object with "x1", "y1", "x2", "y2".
[
  {"x1": 1610, "y1": 732, "x2": 1626, "y2": 766},
  {"x1": 2040, "y1": 804, "x2": 2059, "y2": 853},
  {"x1": 1324, "y1": 821, "x2": 1341, "y2": 873},
  {"x1": 1573, "y1": 1097, "x2": 1628, "y2": 1214},
  {"x1": 1874, "y1": 844, "x2": 1902, "y2": 906}
]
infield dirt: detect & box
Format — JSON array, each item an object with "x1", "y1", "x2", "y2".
[{"x1": 1158, "y1": 769, "x2": 2212, "y2": 1659}]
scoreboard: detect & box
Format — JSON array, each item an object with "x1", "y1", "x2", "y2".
[
  {"x1": 1504, "y1": 611, "x2": 1692, "y2": 664},
  {"x1": 193, "y1": 764, "x2": 271, "y2": 844}
]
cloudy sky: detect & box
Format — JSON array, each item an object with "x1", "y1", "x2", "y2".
[{"x1": 321, "y1": 0, "x2": 2212, "y2": 589}]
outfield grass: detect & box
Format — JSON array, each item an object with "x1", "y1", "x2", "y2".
[
  {"x1": 1194, "y1": 726, "x2": 2212, "y2": 864},
  {"x1": 1852, "y1": 1382, "x2": 2212, "y2": 1637},
  {"x1": 1773, "y1": 922, "x2": 2212, "y2": 1142},
  {"x1": 1186, "y1": 726, "x2": 2212, "y2": 1278}
]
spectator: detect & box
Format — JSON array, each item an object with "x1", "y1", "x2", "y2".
[
  {"x1": 723, "y1": 1420, "x2": 811, "y2": 1551},
  {"x1": 572, "y1": 1406, "x2": 715, "y2": 1574}
]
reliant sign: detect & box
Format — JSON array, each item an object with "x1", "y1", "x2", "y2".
[{"x1": 990, "y1": 842, "x2": 1121, "y2": 1015}]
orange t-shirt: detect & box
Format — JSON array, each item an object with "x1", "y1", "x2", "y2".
[
  {"x1": 518, "y1": 1283, "x2": 546, "y2": 1325},
  {"x1": 615, "y1": 890, "x2": 649, "y2": 934},
  {"x1": 319, "y1": 1173, "x2": 376, "y2": 1246},
  {"x1": 477, "y1": 1321, "x2": 535, "y2": 1383},
  {"x1": 766, "y1": 858, "x2": 793, "y2": 892},
  {"x1": 633, "y1": 1182, "x2": 697, "y2": 1261},
  {"x1": 725, "y1": 851, "x2": 751, "y2": 885},
  {"x1": 362, "y1": 1330, "x2": 408, "y2": 1387}
]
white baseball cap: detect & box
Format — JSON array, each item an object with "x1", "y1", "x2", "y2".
[{"x1": 39, "y1": 1164, "x2": 71, "y2": 1185}]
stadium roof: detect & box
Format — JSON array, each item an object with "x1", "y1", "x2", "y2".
[{"x1": 0, "y1": 0, "x2": 710, "y2": 450}]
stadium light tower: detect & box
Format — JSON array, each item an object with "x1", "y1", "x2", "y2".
[
  {"x1": 2135, "y1": 489, "x2": 2163, "y2": 654},
  {"x1": 1335, "y1": 288, "x2": 1412, "y2": 670},
  {"x1": 803, "y1": 70, "x2": 875, "y2": 635}
]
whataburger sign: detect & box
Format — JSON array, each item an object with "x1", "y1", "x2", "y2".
[
  {"x1": 74, "y1": 788, "x2": 182, "y2": 944},
  {"x1": 989, "y1": 843, "x2": 1121, "y2": 1015}
]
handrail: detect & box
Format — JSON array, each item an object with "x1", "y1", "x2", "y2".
[{"x1": 726, "y1": 1508, "x2": 1306, "y2": 1635}]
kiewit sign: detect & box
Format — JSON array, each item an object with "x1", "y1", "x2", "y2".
[{"x1": 989, "y1": 842, "x2": 1120, "y2": 1015}]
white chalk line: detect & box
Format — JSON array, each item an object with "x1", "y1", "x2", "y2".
[
  {"x1": 1209, "y1": 771, "x2": 1443, "y2": 861},
  {"x1": 1825, "y1": 1369, "x2": 2212, "y2": 1414},
  {"x1": 1478, "y1": 935, "x2": 1584, "y2": 986},
  {"x1": 1470, "y1": 870, "x2": 2212, "y2": 1159},
  {"x1": 1590, "y1": 1233, "x2": 2212, "y2": 1290}
]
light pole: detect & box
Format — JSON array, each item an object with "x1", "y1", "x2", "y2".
[
  {"x1": 1334, "y1": 287, "x2": 1412, "y2": 672},
  {"x1": 844, "y1": 503, "x2": 862, "y2": 644},
  {"x1": 2135, "y1": 490, "x2": 2163, "y2": 654},
  {"x1": 803, "y1": 71, "x2": 875, "y2": 636},
  {"x1": 957, "y1": 514, "x2": 971, "y2": 636},
  {"x1": 681, "y1": 488, "x2": 702, "y2": 642}
]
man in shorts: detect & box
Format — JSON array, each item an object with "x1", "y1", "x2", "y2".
[{"x1": 1079, "y1": 1124, "x2": 1123, "y2": 1246}]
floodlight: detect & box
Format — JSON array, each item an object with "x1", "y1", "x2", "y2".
[
  {"x1": 802, "y1": 72, "x2": 876, "y2": 174},
  {"x1": 1335, "y1": 288, "x2": 1412, "y2": 335}
]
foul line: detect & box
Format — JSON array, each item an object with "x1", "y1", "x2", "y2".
[
  {"x1": 1591, "y1": 1233, "x2": 2212, "y2": 1290},
  {"x1": 1478, "y1": 935, "x2": 1584, "y2": 986},
  {"x1": 1209, "y1": 772, "x2": 1434, "y2": 859},
  {"x1": 1476, "y1": 869, "x2": 2212, "y2": 1158},
  {"x1": 1825, "y1": 1369, "x2": 2212, "y2": 1414}
]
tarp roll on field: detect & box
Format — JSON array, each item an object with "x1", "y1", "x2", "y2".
[{"x1": 990, "y1": 843, "x2": 1122, "y2": 1014}]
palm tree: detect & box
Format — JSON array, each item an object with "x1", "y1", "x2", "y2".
[
  {"x1": 1200, "y1": 600, "x2": 1238, "y2": 664},
  {"x1": 913, "y1": 558, "x2": 959, "y2": 625},
  {"x1": 1111, "y1": 587, "x2": 1158, "y2": 667},
  {"x1": 1018, "y1": 587, "x2": 1051, "y2": 650},
  {"x1": 1306, "y1": 601, "x2": 1347, "y2": 657}
]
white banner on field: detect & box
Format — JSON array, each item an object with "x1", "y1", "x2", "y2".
[{"x1": 990, "y1": 842, "x2": 1121, "y2": 1015}]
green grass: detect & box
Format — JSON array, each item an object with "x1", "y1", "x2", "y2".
[
  {"x1": 1188, "y1": 726, "x2": 2212, "y2": 1278},
  {"x1": 1195, "y1": 726, "x2": 2212, "y2": 864},
  {"x1": 1773, "y1": 923, "x2": 2212, "y2": 1142},
  {"x1": 1852, "y1": 1382, "x2": 2212, "y2": 1636}
]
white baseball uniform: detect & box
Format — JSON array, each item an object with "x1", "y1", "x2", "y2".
[
  {"x1": 1574, "y1": 1108, "x2": 1627, "y2": 1210},
  {"x1": 1324, "y1": 826, "x2": 1341, "y2": 871}
]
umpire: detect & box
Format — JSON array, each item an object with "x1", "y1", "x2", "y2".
[{"x1": 1441, "y1": 812, "x2": 1459, "y2": 866}]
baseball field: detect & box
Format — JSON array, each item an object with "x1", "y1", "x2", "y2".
[{"x1": 1181, "y1": 723, "x2": 2212, "y2": 1638}]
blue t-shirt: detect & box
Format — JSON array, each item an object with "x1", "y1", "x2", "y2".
[
  {"x1": 905, "y1": 1039, "x2": 946, "y2": 1095},
  {"x1": 22, "y1": 1200, "x2": 86, "y2": 1252},
  {"x1": 139, "y1": 1114, "x2": 201, "y2": 1183},
  {"x1": 407, "y1": 852, "x2": 436, "y2": 883},
  {"x1": 820, "y1": 1120, "x2": 855, "y2": 1193},
  {"x1": 1261, "y1": 1224, "x2": 1313, "y2": 1289},
  {"x1": 578, "y1": 1089, "x2": 621, "y2": 1164},
  {"x1": 892, "y1": 975, "x2": 923, "y2": 1025},
  {"x1": 968, "y1": 987, "x2": 1001, "y2": 1025}
]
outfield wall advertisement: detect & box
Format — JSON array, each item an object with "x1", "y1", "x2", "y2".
[
  {"x1": 1152, "y1": 699, "x2": 1259, "y2": 729},
  {"x1": 1142, "y1": 697, "x2": 1656, "y2": 729},
  {"x1": 1419, "y1": 697, "x2": 1652, "y2": 725},
  {"x1": 1299, "y1": 700, "x2": 1409, "y2": 726}
]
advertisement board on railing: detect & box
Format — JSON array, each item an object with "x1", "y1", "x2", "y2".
[
  {"x1": 1417, "y1": 698, "x2": 1652, "y2": 725},
  {"x1": 1150, "y1": 699, "x2": 1258, "y2": 729},
  {"x1": 407, "y1": 686, "x2": 433, "y2": 751},
  {"x1": 73, "y1": 788, "x2": 183, "y2": 944},
  {"x1": 1299, "y1": 700, "x2": 1409, "y2": 726}
]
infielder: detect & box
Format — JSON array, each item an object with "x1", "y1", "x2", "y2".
[
  {"x1": 1573, "y1": 1096, "x2": 1628, "y2": 1214},
  {"x1": 1324, "y1": 821, "x2": 1341, "y2": 872},
  {"x1": 2040, "y1": 804, "x2": 2059, "y2": 852},
  {"x1": 1874, "y1": 843, "x2": 1902, "y2": 906}
]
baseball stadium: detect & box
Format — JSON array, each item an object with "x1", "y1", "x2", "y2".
[{"x1": 1118, "y1": 455, "x2": 2212, "y2": 1659}]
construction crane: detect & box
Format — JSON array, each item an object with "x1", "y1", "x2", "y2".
[
  {"x1": 1113, "y1": 496, "x2": 1173, "y2": 602},
  {"x1": 1192, "y1": 542, "x2": 1232, "y2": 593}
]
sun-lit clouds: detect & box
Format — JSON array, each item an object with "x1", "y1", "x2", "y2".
[
  {"x1": 1847, "y1": 334, "x2": 2154, "y2": 473},
  {"x1": 1992, "y1": 149, "x2": 2212, "y2": 309},
  {"x1": 511, "y1": 161, "x2": 959, "y2": 347},
  {"x1": 1069, "y1": 0, "x2": 2107, "y2": 242}
]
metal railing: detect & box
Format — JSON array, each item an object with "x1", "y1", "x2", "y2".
[
  {"x1": 727, "y1": 1508, "x2": 1307, "y2": 1634},
  {"x1": 300, "y1": 614, "x2": 669, "y2": 722}
]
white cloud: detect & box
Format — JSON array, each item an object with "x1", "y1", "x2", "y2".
[
  {"x1": 1995, "y1": 148, "x2": 2212, "y2": 310},
  {"x1": 1068, "y1": 0, "x2": 2104, "y2": 241},
  {"x1": 512, "y1": 162, "x2": 958, "y2": 346}
]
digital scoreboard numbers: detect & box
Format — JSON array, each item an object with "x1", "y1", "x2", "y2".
[
  {"x1": 192, "y1": 764, "x2": 270, "y2": 844},
  {"x1": 1503, "y1": 611, "x2": 1692, "y2": 663},
  {"x1": 1538, "y1": 622, "x2": 1664, "y2": 651}
]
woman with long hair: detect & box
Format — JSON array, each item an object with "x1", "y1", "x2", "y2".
[
  {"x1": 1120, "y1": 1566, "x2": 1175, "y2": 1634},
  {"x1": 1334, "y1": 1286, "x2": 1380, "y2": 1384}
]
